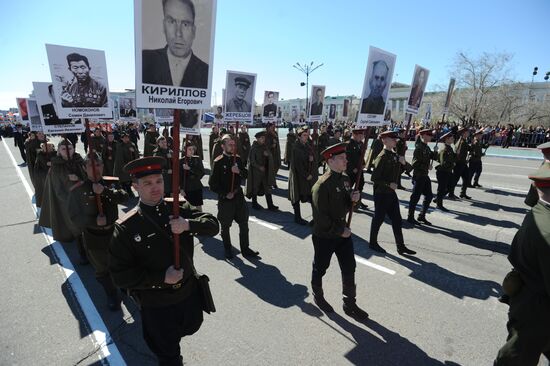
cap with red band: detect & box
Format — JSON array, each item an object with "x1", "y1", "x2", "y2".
[
  {"x1": 537, "y1": 142, "x2": 550, "y2": 155},
  {"x1": 528, "y1": 161, "x2": 550, "y2": 188},
  {"x1": 321, "y1": 142, "x2": 347, "y2": 160},
  {"x1": 123, "y1": 156, "x2": 166, "y2": 178}
]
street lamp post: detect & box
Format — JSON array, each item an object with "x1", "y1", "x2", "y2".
[{"x1": 293, "y1": 62, "x2": 324, "y2": 118}]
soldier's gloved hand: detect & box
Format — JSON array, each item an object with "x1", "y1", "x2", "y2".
[
  {"x1": 231, "y1": 165, "x2": 240, "y2": 174},
  {"x1": 169, "y1": 216, "x2": 190, "y2": 234},
  {"x1": 351, "y1": 190, "x2": 360, "y2": 202},
  {"x1": 92, "y1": 183, "x2": 104, "y2": 194},
  {"x1": 341, "y1": 227, "x2": 352, "y2": 238},
  {"x1": 164, "y1": 265, "x2": 184, "y2": 284},
  {"x1": 180, "y1": 189, "x2": 187, "y2": 198},
  {"x1": 226, "y1": 191, "x2": 235, "y2": 200},
  {"x1": 167, "y1": 153, "x2": 172, "y2": 158},
  {"x1": 183, "y1": 163, "x2": 190, "y2": 170},
  {"x1": 399, "y1": 156, "x2": 406, "y2": 165},
  {"x1": 47, "y1": 162, "x2": 52, "y2": 166},
  {"x1": 389, "y1": 183, "x2": 398, "y2": 190}
]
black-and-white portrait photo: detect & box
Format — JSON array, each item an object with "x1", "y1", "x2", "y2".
[
  {"x1": 357, "y1": 46, "x2": 396, "y2": 127},
  {"x1": 329, "y1": 104, "x2": 336, "y2": 120},
  {"x1": 214, "y1": 105, "x2": 223, "y2": 123},
  {"x1": 343, "y1": 99, "x2": 349, "y2": 118},
  {"x1": 26, "y1": 99, "x2": 42, "y2": 132},
  {"x1": 309, "y1": 85, "x2": 325, "y2": 120},
  {"x1": 119, "y1": 97, "x2": 138, "y2": 120},
  {"x1": 224, "y1": 71, "x2": 256, "y2": 123},
  {"x1": 34, "y1": 81, "x2": 83, "y2": 134},
  {"x1": 262, "y1": 90, "x2": 279, "y2": 120},
  {"x1": 291, "y1": 105, "x2": 299, "y2": 123},
  {"x1": 155, "y1": 108, "x2": 175, "y2": 123},
  {"x1": 135, "y1": 0, "x2": 217, "y2": 109},
  {"x1": 46, "y1": 44, "x2": 112, "y2": 119},
  {"x1": 179, "y1": 109, "x2": 201, "y2": 134},
  {"x1": 407, "y1": 64, "x2": 430, "y2": 115}
]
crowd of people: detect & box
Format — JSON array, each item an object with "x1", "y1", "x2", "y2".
[{"x1": 3, "y1": 117, "x2": 550, "y2": 366}]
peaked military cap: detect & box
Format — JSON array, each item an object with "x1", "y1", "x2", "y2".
[
  {"x1": 419, "y1": 128, "x2": 433, "y2": 136},
  {"x1": 255, "y1": 131, "x2": 267, "y2": 138},
  {"x1": 528, "y1": 163, "x2": 550, "y2": 188},
  {"x1": 234, "y1": 77, "x2": 252, "y2": 89},
  {"x1": 440, "y1": 131, "x2": 454, "y2": 141},
  {"x1": 379, "y1": 130, "x2": 398, "y2": 139},
  {"x1": 296, "y1": 126, "x2": 309, "y2": 136},
  {"x1": 321, "y1": 142, "x2": 347, "y2": 160},
  {"x1": 124, "y1": 157, "x2": 165, "y2": 179}
]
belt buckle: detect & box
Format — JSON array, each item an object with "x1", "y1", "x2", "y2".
[{"x1": 172, "y1": 283, "x2": 182, "y2": 289}]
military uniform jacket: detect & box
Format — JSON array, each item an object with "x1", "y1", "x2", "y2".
[
  {"x1": 180, "y1": 156, "x2": 205, "y2": 192},
  {"x1": 101, "y1": 140, "x2": 117, "y2": 175},
  {"x1": 318, "y1": 133, "x2": 330, "y2": 156},
  {"x1": 68, "y1": 178, "x2": 128, "y2": 247},
  {"x1": 284, "y1": 132, "x2": 296, "y2": 164},
  {"x1": 412, "y1": 138, "x2": 436, "y2": 177},
  {"x1": 455, "y1": 137, "x2": 470, "y2": 163},
  {"x1": 62, "y1": 77, "x2": 107, "y2": 107},
  {"x1": 396, "y1": 138, "x2": 408, "y2": 157},
  {"x1": 209, "y1": 153, "x2": 248, "y2": 199},
  {"x1": 89, "y1": 135, "x2": 106, "y2": 154},
  {"x1": 436, "y1": 144, "x2": 457, "y2": 172},
  {"x1": 509, "y1": 201, "x2": 550, "y2": 300},
  {"x1": 109, "y1": 200, "x2": 219, "y2": 307},
  {"x1": 144, "y1": 131, "x2": 159, "y2": 157},
  {"x1": 246, "y1": 142, "x2": 275, "y2": 198},
  {"x1": 371, "y1": 149, "x2": 400, "y2": 194},
  {"x1": 525, "y1": 162, "x2": 550, "y2": 207},
  {"x1": 237, "y1": 132, "x2": 251, "y2": 163},
  {"x1": 345, "y1": 139, "x2": 364, "y2": 183},
  {"x1": 34, "y1": 150, "x2": 56, "y2": 207},
  {"x1": 208, "y1": 132, "x2": 219, "y2": 160},
  {"x1": 153, "y1": 147, "x2": 174, "y2": 194},
  {"x1": 114, "y1": 141, "x2": 140, "y2": 182},
  {"x1": 366, "y1": 138, "x2": 384, "y2": 169},
  {"x1": 289, "y1": 140, "x2": 317, "y2": 204},
  {"x1": 312, "y1": 170, "x2": 352, "y2": 239},
  {"x1": 266, "y1": 131, "x2": 281, "y2": 172},
  {"x1": 468, "y1": 141, "x2": 487, "y2": 162}
]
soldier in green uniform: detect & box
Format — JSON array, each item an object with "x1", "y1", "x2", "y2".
[
  {"x1": 144, "y1": 124, "x2": 160, "y2": 157},
  {"x1": 68, "y1": 154, "x2": 128, "y2": 310},
  {"x1": 114, "y1": 132, "x2": 140, "y2": 197},
  {"x1": 346, "y1": 129, "x2": 369, "y2": 210},
  {"x1": 180, "y1": 143, "x2": 205, "y2": 210},
  {"x1": 494, "y1": 165, "x2": 550, "y2": 366},
  {"x1": 24, "y1": 131, "x2": 40, "y2": 188},
  {"x1": 395, "y1": 128, "x2": 413, "y2": 189},
  {"x1": 284, "y1": 125, "x2": 296, "y2": 167},
  {"x1": 311, "y1": 143, "x2": 369, "y2": 320},
  {"x1": 153, "y1": 136, "x2": 174, "y2": 197},
  {"x1": 246, "y1": 131, "x2": 278, "y2": 211},
  {"x1": 289, "y1": 126, "x2": 317, "y2": 225},
  {"x1": 209, "y1": 135, "x2": 260, "y2": 259},
  {"x1": 101, "y1": 131, "x2": 117, "y2": 176},
  {"x1": 208, "y1": 125, "x2": 219, "y2": 162},
  {"x1": 328, "y1": 128, "x2": 342, "y2": 146},
  {"x1": 468, "y1": 129, "x2": 489, "y2": 188},
  {"x1": 449, "y1": 127, "x2": 471, "y2": 199},
  {"x1": 265, "y1": 123, "x2": 281, "y2": 188},
  {"x1": 524, "y1": 142, "x2": 550, "y2": 207},
  {"x1": 34, "y1": 142, "x2": 56, "y2": 208},
  {"x1": 109, "y1": 156, "x2": 219, "y2": 366},
  {"x1": 435, "y1": 131, "x2": 456, "y2": 211},
  {"x1": 408, "y1": 129, "x2": 437, "y2": 225},
  {"x1": 88, "y1": 128, "x2": 106, "y2": 155},
  {"x1": 237, "y1": 124, "x2": 251, "y2": 164},
  {"x1": 369, "y1": 131, "x2": 417, "y2": 255},
  {"x1": 366, "y1": 131, "x2": 384, "y2": 173}
]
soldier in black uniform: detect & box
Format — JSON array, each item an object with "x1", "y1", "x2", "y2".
[
  {"x1": 109, "y1": 156, "x2": 219, "y2": 366},
  {"x1": 311, "y1": 143, "x2": 369, "y2": 320},
  {"x1": 209, "y1": 135, "x2": 260, "y2": 259},
  {"x1": 408, "y1": 129, "x2": 437, "y2": 225},
  {"x1": 449, "y1": 127, "x2": 471, "y2": 199},
  {"x1": 153, "y1": 136, "x2": 174, "y2": 197},
  {"x1": 68, "y1": 154, "x2": 128, "y2": 310},
  {"x1": 101, "y1": 132, "x2": 117, "y2": 176},
  {"x1": 435, "y1": 131, "x2": 456, "y2": 211},
  {"x1": 494, "y1": 165, "x2": 550, "y2": 365},
  {"x1": 468, "y1": 129, "x2": 489, "y2": 188},
  {"x1": 369, "y1": 131, "x2": 416, "y2": 255},
  {"x1": 237, "y1": 124, "x2": 251, "y2": 164},
  {"x1": 346, "y1": 129, "x2": 368, "y2": 210},
  {"x1": 284, "y1": 125, "x2": 296, "y2": 167}
]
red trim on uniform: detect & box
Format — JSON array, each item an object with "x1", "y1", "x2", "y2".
[
  {"x1": 129, "y1": 164, "x2": 162, "y2": 174},
  {"x1": 534, "y1": 180, "x2": 550, "y2": 188}
]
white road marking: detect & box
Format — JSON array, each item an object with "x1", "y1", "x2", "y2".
[
  {"x1": 484, "y1": 162, "x2": 538, "y2": 169},
  {"x1": 491, "y1": 186, "x2": 529, "y2": 194},
  {"x1": 2, "y1": 139, "x2": 125, "y2": 366},
  {"x1": 249, "y1": 217, "x2": 281, "y2": 230},
  {"x1": 355, "y1": 256, "x2": 396, "y2": 275}
]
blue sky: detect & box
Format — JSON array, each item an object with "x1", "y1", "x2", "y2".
[{"x1": 1, "y1": 0, "x2": 549, "y2": 109}]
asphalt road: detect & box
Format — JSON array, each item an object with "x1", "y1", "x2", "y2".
[{"x1": 0, "y1": 132, "x2": 548, "y2": 366}]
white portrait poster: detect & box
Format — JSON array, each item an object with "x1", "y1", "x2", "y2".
[
  {"x1": 33, "y1": 82, "x2": 84, "y2": 134},
  {"x1": 26, "y1": 99, "x2": 43, "y2": 132},
  {"x1": 135, "y1": 0, "x2": 217, "y2": 109},
  {"x1": 224, "y1": 70, "x2": 257, "y2": 124},
  {"x1": 262, "y1": 90, "x2": 279, "y2": 124},
  {"x1": 45, "y1": 44, "x2": 112, "y2": 119},
  {"x1": 309, "y1": 85, "x2": 325, "y2": 122},
  {"x1": 406, "y1": 64, "x2": 430, "y2": 115},
  {"x1": 118, "y1": 97, "x2": 139, "y2": 122},
  {"x1": 443, "y1": 78, "x2": 456, "y2": 114},
  {"x1": 357, "y1": 46, "x2": 396, "y2": 128}
]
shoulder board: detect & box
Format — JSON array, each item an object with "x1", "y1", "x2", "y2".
[
  {"x1": 116, "y1": 208, "x2": 138, "y2": 225},
  {"x1": 102, "y1": 176, "x2": 119, "y2": 182},
  {"x1": 69, "y1": 181, "x2": 84, "y2": 192},
  {"x1": 213, "y1": 154, "x2": 224, "y2": 162},
  {"x1": 164, "y1": 195, "x2": 185, "y2": 203}
]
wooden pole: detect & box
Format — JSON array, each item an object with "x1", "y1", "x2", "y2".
[
  {"x1": 230, "y1": 121, "x2": 239, "y2": 192},
  {"x1": 171, "y1": 110, "x2": 181, "y2": 269}
]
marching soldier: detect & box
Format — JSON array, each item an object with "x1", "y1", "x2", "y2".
[
  {"x1": 346, "y1": 129, "x2": 369, "y2": 210},
  {"x1": 209, "y1": 129, "x2": 226, "y2": 168},
  {"x1": 408, "y1": 129, "x2": 437, "y2": 225},
  {"x1": 317, "y1": 124, "x2": 330, "y2": 164},
  {"x1": 208, "y1": 125, "x2": 219, "y2": 162},
  {"x1": 435, "y1": 131, "x2": 457, "y2": 211},
  {"x1": 284, "y1": 125, "x2": 296, "y2": 167},
  {"x1": 237, "y1": 124, "x2": 251, "y2": 164},
  {"x1": 180, "y1": 143, "x2": 205, "y2": 211},
  {"x1": 366, "y1": 131, "x2": 384, "y2": 173},
  {"x1": 524, "y1": 142, "x2": 550, "y2": 207},
  {"x1": 328, "y1": 128, "x2": 342, "y2": 146},
  {"x1": 395, "y1": 128, "x2": 413, "y2": 189},
  {"x1": 114, "y1": 132, "x2": 140, "y2": 197},
  {"x1": 209, "y1": 135, "x2": 260, "y2": 259},
  {"x1": 246, "y1": 131, "x2": 278, "y2": 211},
  {"x1": 68, "y1": 154, "x2": 128, "y2": 310},
  {"x1": 144, "y1": 124, "x2": 160, "y2": 157},
  {"x1": 101, "y1": 131, "x2": 117, "y2": 176},
  {"x1": 310, "y1": 142, "x2": 369, "y2": 320},
  {"x1": 153, "y1": 136, "x2": 174, "y2": 197},
  {"x1": 288, "y1": 126, "x2": 317, "y2": 225},
  {"x1": 34, "y1": 142, "x2": 56, "y2": 208},
  {"x1": 265, "y1": 123, "x2": 281, "y2": 187},
  {"x1": 494, "y1": 165, "x2": 550, "y2": 365},
  {"x1": 369, "y1": 131, "x2": 416, "y2": 255},
  {"x1": 88, "y1": 128, "x2": 106, "y2": 155},
  {"x1": 24, "y1": 131, "x2": 40, "y2": 187},
  {"x1": 468, "y1": 129, "x2": 489, "y2": 188},
  {"x1": 449, "y1": 127, "x2": 471, "y2": 199},
  {"x1": 186, "y1": 134, "x2": 204, "y2": 161},
  {"x1": 109, "y1": 156, "x2": 219, "y2": 366}
]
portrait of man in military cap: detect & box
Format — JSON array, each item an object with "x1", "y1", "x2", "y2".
[
  {"x1": 225, "y1": 73, "x2": 255, "y2": 113},
  {"x1": 310, "y1": 86, "x2": 325, "y2": 117}
]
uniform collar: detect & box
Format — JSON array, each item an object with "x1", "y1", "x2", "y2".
[{"x1": 139, "y1": 199, "x2": 165, "y2": 214}]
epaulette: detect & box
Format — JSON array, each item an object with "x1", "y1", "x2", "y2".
[
  {"x1": 318, "y1": 170, "x2": 331, "y2": 183},
  {"x1": 102, "y1": 176, "x2": 119, "y2": 182},
  {"x1": 116, "y1": 208, "x2": 138, "y2": 225},
  {"x1": 69, "y1": 181, "x2": 84, "y2": 192},
  {"x1": 213, "y1": 154, "x2": 224, "y2": 162},
  {"x1": 164, "y1": 195, "x2": 185, "y2": 203}
]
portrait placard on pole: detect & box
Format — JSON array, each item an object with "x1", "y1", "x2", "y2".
[
  {"x1": 262, "y1": 90, "x2": 279, "y2": 124},
  {"x1": 33, "y1": 81, "x2": 84, "y2": 134},
  {"x1": 406, "y1": 64, "x2": 430, "y2": 115},
  {"x1": 16, "y1": 98, "x2": 29, "y2": 122},
  {"x1": 309, "y1": 85, "x2": 325, "y2": 122},
  {"x1": 224, "y1": 70, "x2": 256, "y2": 124}
]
